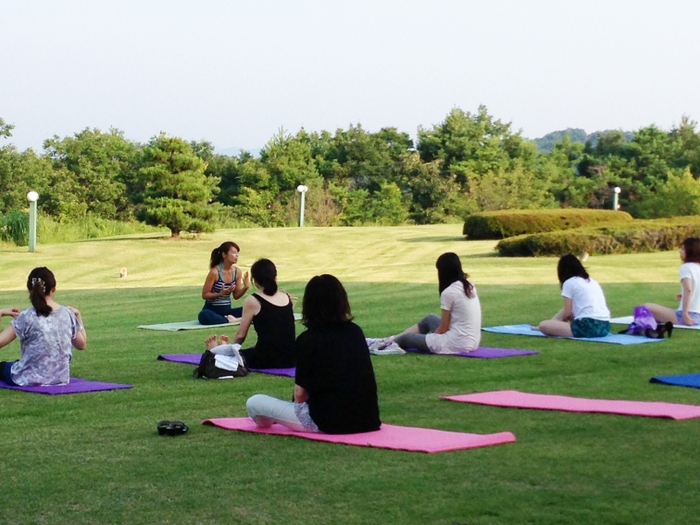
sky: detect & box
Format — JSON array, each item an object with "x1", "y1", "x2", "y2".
[{"x1": 2, "y1": 0, "x2": 700, "y2": 153}]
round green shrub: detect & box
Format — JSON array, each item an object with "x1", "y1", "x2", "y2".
[
  {"x1": 496, "y1": 217, "x2": 700, "y2": 256},
  {"x1": 463, "y1": 208, "x2": 634, "y2": 240}
]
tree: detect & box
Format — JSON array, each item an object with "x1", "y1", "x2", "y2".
[
  {"x1": 633, "y1": 167, "x2": 700, "y2": 218},
  {"x1": 137, "y1": 134, "x2": 220, "y2": 237},
  {"x1": 43, "y1": 128, "x2": 141, "y2": 220}
]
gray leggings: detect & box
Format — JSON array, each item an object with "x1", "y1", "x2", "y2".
[{"x1": 395, "y1": 314, "x2": 441, "y2": 353}]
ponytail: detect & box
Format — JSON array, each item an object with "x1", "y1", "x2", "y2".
[
  {"x1": 251, "y1": 258, "x2": 278, "y2": 295},
  {"x1": 209, "y1": 241, "x2": 240, "y2": 268},
  {"x1": 26, "y1": 267, "x2": 56, "y2": 317}
]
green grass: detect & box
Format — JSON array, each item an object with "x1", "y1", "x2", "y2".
[{"x1": 0, "y1": 225, "x2": 698, "y2": 524}]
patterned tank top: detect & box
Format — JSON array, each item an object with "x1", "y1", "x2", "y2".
[{"x1": 207, "y1": 264, "x2": 237, "y2": 308}]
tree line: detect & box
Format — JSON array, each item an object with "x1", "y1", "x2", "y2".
[{"x1": 2, "y1": 107, "x2": 700, "y2": 237}]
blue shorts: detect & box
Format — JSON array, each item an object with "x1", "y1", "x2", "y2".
[
  {"x1": 570, "y1": 318, "x2": 610, "y2": 338},
  {"x1": 675, "y1": 310, "x2": 700, "y2": 325},
  {"x1": 0, "y1": 361, "x2": 18, "y2": 385}
]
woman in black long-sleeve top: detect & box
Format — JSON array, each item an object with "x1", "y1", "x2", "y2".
[{"x1": 246, "y1": 274, "x2": 380, "y2": 434}]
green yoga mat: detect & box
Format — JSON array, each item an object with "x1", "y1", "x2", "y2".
[{"x1": 139, "y1": 313, "x2": 302, "y2": 331}]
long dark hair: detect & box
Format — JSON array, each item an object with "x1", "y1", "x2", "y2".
[
  {"x1": 557, "y1": 254, "x2": 589, "y2": 287},
  {"x1": 682, "y1": 237, "x2": 700, "y2": 263},
  {"x1": 251, "y1": 258, "x2": 278, "y2": 295},
  {"x1": 436, "y1": 252, "x2": 474, "y2": 298},
  {"x1": 26, "y1": 267, "x2": 56, "y2": 317},
  {"x1": 302, "y1": 274, "x2": 353, "y2": 327},
  {"x1": 209, "y1": 241, "x2": 240, "y2": 268}
]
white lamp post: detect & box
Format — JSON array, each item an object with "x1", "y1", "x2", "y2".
[
  {"x1": 27, "y1": 191, "x2": 39, "y2": 252},
  {"x1": 296, "y1": 185, "x2": 308, "y2": 227},
  {"x1": 613, "y1": 186, "x2": 621, "y2": 211}
]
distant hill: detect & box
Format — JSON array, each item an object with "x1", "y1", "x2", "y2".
[{"x1": 533, "y1": 128, "x2": 634, "y2": 153}]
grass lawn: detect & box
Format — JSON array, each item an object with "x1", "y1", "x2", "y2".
[{"x1": 0, "y1": 225, "x2": 698, "y2": 524}]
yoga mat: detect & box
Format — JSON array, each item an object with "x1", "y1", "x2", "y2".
[
  {"x1": 443, "y1": 390, "x2": 700, "y2": 420},
  {"x1": 405, "y1": 346, "x2": 538, "y2": 358},
  {"x1": 482, "y1": 324, "x2": 664, "y2": 345},
  {"x1": 611, "y1": 316, "x2": 700, "y2": 330},
  {"x1": 157, "y1": 354, "x2": 296, "y2": 377},
  {"x1": 0, "y1": 378, "x2": 133, "y2": 395},
  {"x1": 139, "y1": 313, "x2": 302, "y2": 331},
  {"x1": 202, "y1": 417, "x2": 516, "y2": 453},
  {"x1": 650, "y1": 373, "x2": 700, "y2": 389}
]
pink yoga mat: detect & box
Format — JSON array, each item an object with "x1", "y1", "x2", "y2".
[
  {"x1": 202, "y1": 417, "x2": 516, "y2": 453},
  {"x1": 443, "y1": 390, "x2": 700, "y2": 420}
]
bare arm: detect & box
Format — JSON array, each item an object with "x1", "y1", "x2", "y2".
[
  {"x1": 69, "y1": 307, "x2": 87, "y2": 350},
  {"x1": 233, "y1": 295, "x2": 260, "y2": 345},
  {"x1": 559, "y1": 297, "x2": 574, "y2": 322},
  {"x1": 232, "y1": 267, "x2": 250, "y2": 300},
  {"x1": 0, "y1": 324, "x2": 17, "y2": 349},
  {"x1": 0, "y1": 307, "x2": 19, "y2": 320},
  {"x1": 434, "y1": 309, "x2": 451, "y2": 334},
  {"x1": 680, "y1": 277, "x2": 695, "y2": 325},
  {"x1": 294, "y1": 384, "x2": 308, "y2": 403},
  {"x1": 201, "y1": 268, "x2": 225, "y2": 300}
]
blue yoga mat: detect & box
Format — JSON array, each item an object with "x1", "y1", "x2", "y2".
[
  {"x1": 650, "y1": 373, "x2": 700, "y2": 389},
  {"x1": 482, "y1": 324, "x2": 665, "y2": 345}
]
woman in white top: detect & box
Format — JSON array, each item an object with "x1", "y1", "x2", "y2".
[
  {"x1": 389, "y1": 252, "x2": 481, "y2": 354},
  {"x1": 538, "y1": 254, "x2": 610, "y2": 338},
  {"x1": 644, "y1": 237, "x2": 700, "y2": 326}
]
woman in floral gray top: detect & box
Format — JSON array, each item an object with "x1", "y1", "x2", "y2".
[{"x1": 0, "y1": 267, "x2": 87, "y2": 386}]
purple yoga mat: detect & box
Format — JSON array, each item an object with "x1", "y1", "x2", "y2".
[
  {"x1": 404, "y1": 346, "x2": 538, "y2": 358},
  {"x1": 0, "y1": 378, "x2": 133, "y2": 395},
  {"x1": 157, "y1": 354, "x2": 296, "y2": 377}
]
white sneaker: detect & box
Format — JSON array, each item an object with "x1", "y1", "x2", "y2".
[
  {"x1": 370, "y1": 342, "x2": 405, "y2": 355},
  {"x1": 368, "y1": 336, "x2": 394, "y2": 352}
]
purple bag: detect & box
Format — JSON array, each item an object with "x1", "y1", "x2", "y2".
[{"x1": 626, "y1": 306, "x2": 658, "y2": 335}]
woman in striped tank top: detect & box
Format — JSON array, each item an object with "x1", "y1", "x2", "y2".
[{"x1": 198, "y1": 241, "x2": 250, "y2": 325}]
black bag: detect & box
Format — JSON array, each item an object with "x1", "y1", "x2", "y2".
[{"x1": 193, "y1": 350, "x2": 249, "y2": 379}]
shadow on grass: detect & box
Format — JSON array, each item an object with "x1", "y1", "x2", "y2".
[
  {"x1": 400, "y1": 236, "x2": 467, "y2": 243},
  {"x1": 75, "y1": 232, "x2": 173, "y2": 243}
]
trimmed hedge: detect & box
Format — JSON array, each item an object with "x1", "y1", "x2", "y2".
[
  {"x1": 496, "y1": 216, "x2": 700, "y2": 257},
  {"x1": 463, "y1": 208, "x2": 634, "y2": 239}
]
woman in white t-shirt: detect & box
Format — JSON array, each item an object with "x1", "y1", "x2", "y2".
[
  {"x1": 388, "y1": 252, "x2": 481, "y2": 354},
  {"x1": 538, "y1": 254, "x2": 611, "y2": 338},
  {"x1": 644, "y1": 237, "x2": 700, "y2": 326}
]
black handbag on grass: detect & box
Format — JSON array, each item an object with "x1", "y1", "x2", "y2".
[{"x1": 193, "y1": 350, "x2": 249, "y2": 379}]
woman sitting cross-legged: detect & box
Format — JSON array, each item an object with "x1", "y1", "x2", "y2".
[
  {"x1": 0, "y1": 267, "x2": 87, "y2": 386},
  {"x1": 246, "y1": 274, "x2": 381, "y2": 434},
  {"x1": 233, "y1": 258, "x2": 296, "y2": 369},
  {"x1": 198, "y1": 241, "x2": 250, "y2": 325},
  {"x1": 536, "y1": 254, "x2": 611, "y2": 338}
]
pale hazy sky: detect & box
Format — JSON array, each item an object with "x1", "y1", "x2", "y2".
[{"x1": 1, "y1": 0, "x2": 699, "y2": 153}]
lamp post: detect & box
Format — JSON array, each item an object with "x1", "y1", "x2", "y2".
[
  {"x1": 613, "y1": 186, "x2": 621, "y2": 211},
  {"x1": 27, "y1": 191, "x2": 39, "y2": 252},
  {"x1": 296, "y1": 185, "x2": 308, "y2": 227}
]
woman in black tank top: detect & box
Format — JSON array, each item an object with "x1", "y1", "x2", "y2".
[{"x1": 232, "y1": 259, "x2": 296, "y2": 368}]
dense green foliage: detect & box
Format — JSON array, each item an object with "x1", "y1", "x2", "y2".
[
  {"x1": 463, "y1": 208, "x2": 634, "y2": 239},
  {"x1": 3, "y1": 109, "x2": 700, "y2": 240},
  {"x1": 496, "y1": 216, "x2": 700, "y2": 257}
]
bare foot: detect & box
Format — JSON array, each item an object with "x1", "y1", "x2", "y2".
[
  {"x1": 219, "y1": 335, "x2": 230, "y2": 345},
  {"x1": 205, "y1": 335, "x2": 218, "y2": 350},
  {"x1": 530, "y1": 325, "x2": 541, "y2": 331},
  {"x1": 225, "y1": 315, "x2": 240, "y2": 323}
]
